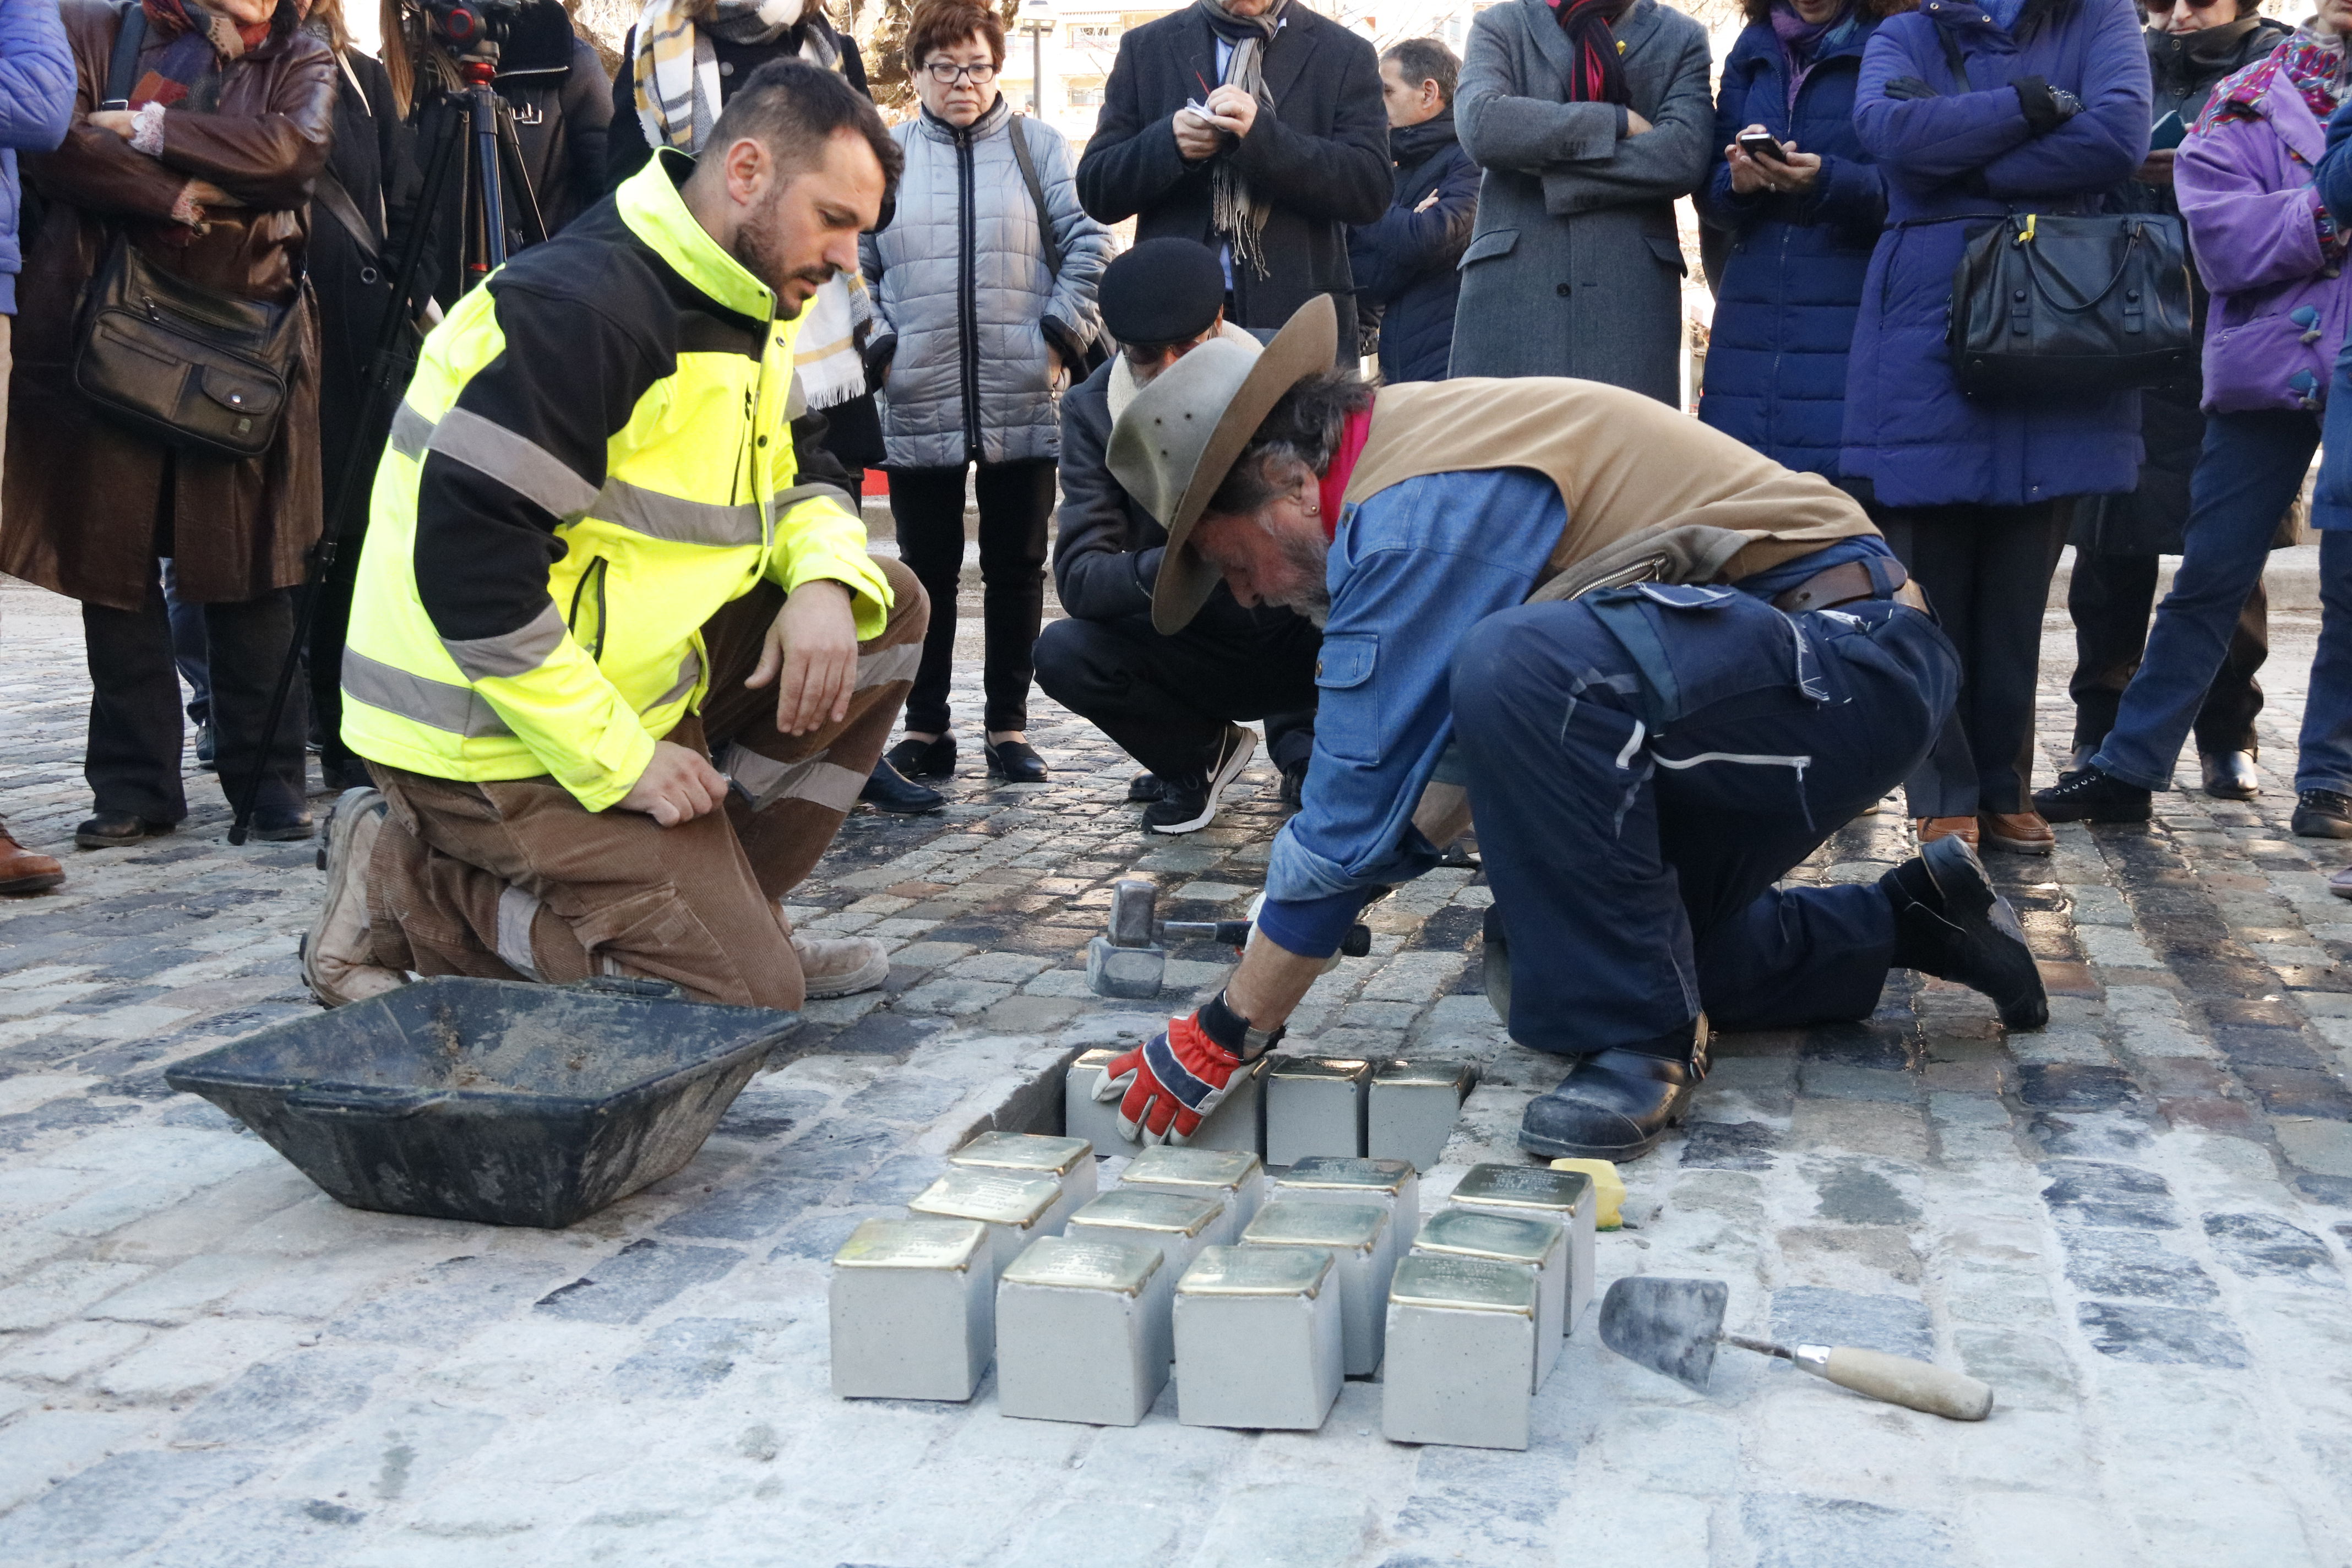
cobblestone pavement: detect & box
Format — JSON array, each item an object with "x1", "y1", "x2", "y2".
[{"x1": 2, "y1": 549, "x2": 2350, "y2": 1568}]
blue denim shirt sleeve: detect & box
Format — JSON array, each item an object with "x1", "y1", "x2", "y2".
[{"x1": 1259, "y1": 470, "x2": 1565, "y2": 956}]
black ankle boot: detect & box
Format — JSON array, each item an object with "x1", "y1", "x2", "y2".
[
  {"x1": 1882, "y1": 835, "x2": 2048, "y2": 1030},
  {"x1": 1517, "y1": 1018, "x2": 1710, "y2": 1162}
]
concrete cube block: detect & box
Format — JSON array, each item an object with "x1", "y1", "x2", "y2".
[
  {"x1": 1173, "y1": 1245, "x2": 1343, "y2": 1431},
  {"x1": 906, "y1": 1168, "x2": 1066, "y2": 1281},
  {"x1": 1120, "y1": 1146, "x2": 1266, "y2": 1245},
  {"x1": 1367, "y1": 1058, "x2": 1476, "y2": 1173},
  {"x1": 1238, "y1": 1200, "x2": 1393, "y2": 1376},
  {"x1": 1065, "y1": 1048, "x2": 1266, "y2": 1157},
  {"x1": 949, "y1": 1131, "x2": 1098, "y2": 1223},
  {"x1": 1065, "y1": 1187, "x2": 1223, "y2": 1374},
  {"x1": 1447, "y1": 1163, "x2": 1597, "y2": 1334},
  {"x1": 1381, "y1": 1254, "x2": 1539, "y2": 1451},
  {"x1": 1271, "y1": 1155, "x2": 1419, "y2": 1248},
  {"x1": 1411, "y1": 1207, "x2": 1565, "y2": 1389},
  {"x1": 995, "y1": 1235, "x2": 1168, "y2": 1427},
  {"x1": 1264, "y1": 1056, "x2": 1371, "y2": 1166},
  {"x1": 829, "y1": 1217, "x2": 993, "y2": 1401}
]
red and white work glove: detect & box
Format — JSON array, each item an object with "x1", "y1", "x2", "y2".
[{"x1": 1095, "y1": 989, "x2": 1282, "y2": 1145}]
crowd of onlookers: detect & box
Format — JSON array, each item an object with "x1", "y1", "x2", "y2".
[{"x1": 1, "y1": 0, "x2": 2348, "y2": 897}]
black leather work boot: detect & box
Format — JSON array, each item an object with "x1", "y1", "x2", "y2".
[
  {"x1": 1517, "y1": 1016, "x2": 1711, "y2": 1163},
  {"x1": 1882, "y1": 834, "x2": 2049, "y2": 1031}
]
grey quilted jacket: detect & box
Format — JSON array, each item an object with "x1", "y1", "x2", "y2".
[{"x1": 862, "y1": 100, "x2": 1111, "y2": 468}]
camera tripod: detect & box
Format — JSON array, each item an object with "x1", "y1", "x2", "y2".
[{"x1": 230, "y1": 45, "x2": 548, "y2": 844}]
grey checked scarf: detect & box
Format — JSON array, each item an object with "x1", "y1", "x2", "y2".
[{"x1": 1196, "y1": 0, "x2": 1288, "y2": 281}]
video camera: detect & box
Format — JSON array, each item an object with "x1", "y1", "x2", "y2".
[{"x1": 409, "y1": 0, "x2": 525, "y2": 64}]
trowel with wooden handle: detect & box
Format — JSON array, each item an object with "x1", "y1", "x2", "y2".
[{"x1": 1598, "y1": 1276, "x2": 1995, "y2": 1422}]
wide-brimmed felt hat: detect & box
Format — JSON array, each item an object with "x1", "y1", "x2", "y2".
[{"x1": 1106, "y1": 295, "x2": 1339, "y2": 635}]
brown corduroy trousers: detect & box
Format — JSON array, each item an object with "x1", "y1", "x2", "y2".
[{"x1": 362, "y1": 558, "x2": 927, "y2": 1010}]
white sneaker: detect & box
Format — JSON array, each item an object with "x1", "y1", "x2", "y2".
[
  {"x1": 302, "y1": 787, "x2": 408, "y2": 1008},
  {"x1": 792, "y1": 934, "x2": 890, "y2": 1000}
]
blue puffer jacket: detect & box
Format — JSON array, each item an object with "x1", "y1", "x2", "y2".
[
  {"x1": 1843, "y1": 0, "x2": 2151, "y2": 509},
  {"x1": 1348, "y1": 112, "x2": 1478, "y2": 383},
  {"x1": 1697, "y1": 14, "x2": 1885, "y2": 484},
  {"x1": 0, "y1": 0, "x2": 73, "y2": 315}
]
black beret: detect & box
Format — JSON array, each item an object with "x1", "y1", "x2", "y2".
[{"x1": 1097, "y1": 238, "x2": 1227, "y2": 347}]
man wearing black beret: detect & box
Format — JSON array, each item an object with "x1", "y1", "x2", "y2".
[{"x1": 1035, "y1": 240, "x2": 1320, "y2": 833}]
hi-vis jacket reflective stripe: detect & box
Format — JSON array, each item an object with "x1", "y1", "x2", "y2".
[{"x1": 341, "y1": 149, "x2": 892, "y2": 812}]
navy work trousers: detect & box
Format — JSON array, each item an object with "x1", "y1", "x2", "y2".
[{"x1": 1452, "y1": 591, "x2": 1958, "y2": 1057}]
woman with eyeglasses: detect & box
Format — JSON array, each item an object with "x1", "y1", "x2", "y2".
[{"x1": 862, "y1": 0, "x2": 1110, "y2": 787}]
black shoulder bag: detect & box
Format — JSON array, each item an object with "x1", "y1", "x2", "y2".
[
  {"x1": 73, "y1": 3, "x2": 303, "y2": 462},
  {"x1": 1006, "y1": 113, "x2": 1108, "y2": 377},
  {"x1": 1939, "y1": 31, "x2": 2194, "y2": 400}
]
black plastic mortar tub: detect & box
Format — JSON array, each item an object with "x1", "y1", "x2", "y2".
[{"x1": 164, "y1": 976, "x2": 799, "y2": 1228}]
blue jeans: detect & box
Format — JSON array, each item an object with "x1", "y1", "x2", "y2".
[
  {"x1": 1450, "y1": 589, "x2": 1958, "y2": 1055},
  {"x1": 2300, "y1": 531, "x2": 2352, "y2": 794},
  {"x1": 160, "y1": 559, "x2": 211, "y2": 727},
  {"x1": 2092, "y1": 410, "x2": 2320, "y2": 792}
]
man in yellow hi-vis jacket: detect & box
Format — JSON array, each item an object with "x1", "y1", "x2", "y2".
[{"x1": 303, "y1": 61, "x2": 922, "y2": 1012}]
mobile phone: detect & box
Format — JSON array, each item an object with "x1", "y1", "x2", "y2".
[
  {"x1": 2148, "y1": 110, "x2": 2187, "y2": 151},
  {"x1": 1736, "y1": 129, "x2": 1784, "y2": 162}
]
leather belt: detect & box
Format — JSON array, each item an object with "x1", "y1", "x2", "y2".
[{"x1": 1771, "y1": 559, "x2": 1929, "y2": 616}]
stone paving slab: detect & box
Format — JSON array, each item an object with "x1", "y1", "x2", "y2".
[{"x1": 1, "y1": 569, "x2": 2351, "y2": 1566}]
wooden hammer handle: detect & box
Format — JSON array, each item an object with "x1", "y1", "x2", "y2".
[{"x1": 1806, "y1": 1347, "x2": 1994, "y2": 1422}]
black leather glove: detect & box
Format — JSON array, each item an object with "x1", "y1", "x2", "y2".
[
  {"x1": 1882, "y1": 76, "x2": 1940, "y2": 100},
  {"x1": 2013, "y1": 76, "x2": 2086, "y2": 133}
]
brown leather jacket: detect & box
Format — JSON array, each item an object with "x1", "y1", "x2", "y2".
[{"x1": 1, "y1": 0, "x2": 335, "y2": 611}]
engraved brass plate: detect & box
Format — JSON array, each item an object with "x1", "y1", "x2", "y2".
[
  {"x1": 1388, "y1": 1253, "x2": 1537, "y2": 1314},
  {"x1": 1068, "y1": 1188, "x2": 1222, "y2": 1237},
  {"x1": 1265, "y1": 1056, "x2": 1372, "y2": 1082},
  {"x1": 908, "y1": 1168, "x2": 1063, "y2": 1227},
  {"x1": 1001, "y1": 1234, "x2": 1162, "y2": 1295},
  {"x1": 1451, "y1": 1162, "x2": 1591, "y2": 1213},
  {"x1": 1177, "y1": 1244, "x2": 1331, "y2": 1298},
  {"x1": 1371, "y1": 1057, "x2": 1477, "y2": 1091},
  {"x1": 1278, "y1": 1155, "x2": 1413, "y2": 1194},
  {"x1": 1414, "y1": 1206, "x2": 1562, "y2": 1267},
  {"x1": 1123, "y1": 1146, "x2": 1262, "y2": 1191},
  {"x1": 951, "y1": 1130, "x2": 1092, "y2": 1177},
  {"x1": 1241, "y1": 1200, "x2": 1387, "y2": 1251},
  {"x1": 831, "y1": 1216, "x2": 988, "y2": 1272}
]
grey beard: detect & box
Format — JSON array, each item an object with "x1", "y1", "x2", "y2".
[
  {"x1": 1295, "y1": 590, "x2": 1330, "y2": 628},
  {"x1": 1268, "y1": 520, "x2": 1332, "y2": 627}
]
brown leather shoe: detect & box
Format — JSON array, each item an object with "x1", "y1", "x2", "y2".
[
  {"x1": 0, "y1": 826, "x2": 63, "y2": 895},
  {"x1": 1914, "y1": 816, "x2": 1980, "y2": 848},
  {"x1": 1980, "y1": 809, "x2": 2057, "y2": 855}
]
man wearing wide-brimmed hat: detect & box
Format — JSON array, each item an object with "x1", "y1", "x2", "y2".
[{"x1": 1091, "y1": 296, "x2": 2051, "y2": 1162}]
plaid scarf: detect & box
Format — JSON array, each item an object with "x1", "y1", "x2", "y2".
[
  {"x1": 1549, "y1": 0, "x2": 1629, "y2": 105},
  {"x1": 631, "y1": 0, "x2": 869, "y2": 408},
  {"x1": 1196, "y1": 0, "x2": 1287, "y2": 281},
  {"x1": 133, "y1": 0, "x2": 271, "y2": 111}
]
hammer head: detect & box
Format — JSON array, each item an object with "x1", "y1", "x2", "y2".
[
  {"x1": 1109, "y1": 880, "x2": 1159, "y2": 948},
  {"x1": 1087, "y1": 935, "x2": 1166, "y2": 998}
]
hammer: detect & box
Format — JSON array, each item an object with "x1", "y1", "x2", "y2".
[{"x1": 1085, "y1": 879, "x2": 1372, "y2": 999}]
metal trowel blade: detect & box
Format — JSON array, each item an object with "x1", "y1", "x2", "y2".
[{"x1": 1598, "y1": 1276, "x2": 1731, "y2": 1392}]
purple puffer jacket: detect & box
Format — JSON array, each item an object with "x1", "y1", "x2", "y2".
[{"x1": 2177, "y1": 51, "x2": 2351, "y2": 413}]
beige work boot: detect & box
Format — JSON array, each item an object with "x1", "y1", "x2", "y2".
[
  {"x1": 301, "y1": 787, "x2": 409, "y2": 1008},
  {"x1": 791, "y1": 933, "x2": 890, "y2": 1000}
]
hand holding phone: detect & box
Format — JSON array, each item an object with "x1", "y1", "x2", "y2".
[{"x1": 1736, "y1": 128, "x2": 1785, "y2": 162}]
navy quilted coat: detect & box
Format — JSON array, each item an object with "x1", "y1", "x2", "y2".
[
  {"x1": 1696, "y1": 15, "x2": 1885, "y2": 484},
  {"x1": 1842, "y1": 0, "x2": 2152, "y2": 508}
]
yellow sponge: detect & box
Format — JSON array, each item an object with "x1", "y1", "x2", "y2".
[{"x1": 1548, "y1": 1158, "x2": 1626, "y2": 1230}]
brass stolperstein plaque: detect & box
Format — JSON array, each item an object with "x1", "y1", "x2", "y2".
[
  {"x1": 1124, "y1": 1146, "x2": 1262, "y2": 1191},
  {"x1": 908, "y1": 1169, "x2": 1063, "y2": 1227},
  {"x1": 1003, "y1": 1235, "x2": 1163, "y2": 1296},
  {"x1": 832, "y1": 1217, "x2": 989, "y2": 1271},
  {"x1": 1069, "y1": 1188, "x2": 1221, "y2": 1237},
  {"x1": 1281, "y1": 1155, "x2": 1414, "y2": 1194},
  {"x1": 951, "y1": 1130, "x2": 1092, "y2": 1177},
  {"x1": 1371, "y1": 1058, "x2": 1477, "y2": 1090},
  {"x1": 1267, "y1": 1057, "x2": 1371, "y2": 1081},
  {"x1": 1388, "y1": 1254, "x2": 1538, "y2": 1315},
  {"x1": 1414, "y1": 1207, "x2": 1560, "y2": 1267},
  {"x1": 1451, "y1": 1162, "x2": 1592, "y2": 1211},
  {"x1": 1242, "y1": 1201, "x2": 1387, "y2": 1250},
  {"x1": 1178, "y1": 1244, "x2": 1332, "y2": 1298}
]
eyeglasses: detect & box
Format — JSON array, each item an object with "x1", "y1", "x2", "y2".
[{"x1": 923, "y1": 61, "x2": 998, "y2": 84}]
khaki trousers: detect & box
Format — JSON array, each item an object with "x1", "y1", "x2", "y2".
[{"x1": 364, "y1": 557, "x2": 927, "y2": 1009}]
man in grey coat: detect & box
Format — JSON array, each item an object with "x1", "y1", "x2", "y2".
[{"x1": 1449, "y1": 0, "x2": 1713, "y2": 402}]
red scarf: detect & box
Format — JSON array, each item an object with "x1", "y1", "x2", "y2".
[
  {"x1": 133, "y1": 0, "x2": 271, "y2": 108},
  {"x1": 1549, "y1": 0, "x2": 1630, "y2": 105},
  {"x1": 1316, "y1": 409, "x2": 1373, "y2": 541}
]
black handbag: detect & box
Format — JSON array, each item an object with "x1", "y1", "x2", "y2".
[
  {"x1": 1946, "y1": 209, "x2": 2196, "y2": 400},
  {"x1": 70, "y1": 3, "x2": 303, "y2": 461}
]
